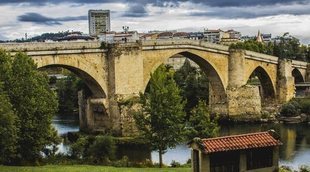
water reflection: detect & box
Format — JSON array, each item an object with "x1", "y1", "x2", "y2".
[{"x1": 52, "y1": 114, "x2": 310, "y2": 168}]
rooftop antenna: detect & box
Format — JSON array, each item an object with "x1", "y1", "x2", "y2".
[{"x1": 122, "y1": 26, "x2": 129, "y2": 33}]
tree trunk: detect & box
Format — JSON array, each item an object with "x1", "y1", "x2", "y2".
[{"x1": 159, "y1": 149, "x2": 163, "y2": 168}]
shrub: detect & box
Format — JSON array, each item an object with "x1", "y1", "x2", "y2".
[
  {"x1": 300, "y1": 165, "x2": 310, "y2": 172},
  {"x1": 280, "y1": 100, "x2": 301, "y2": 117},
  {"x1": 299, "y1": 99, "x2": 310, "y2": 115},
  {"x1": 170, "y1": 160, "x2": 181, "y2": 167},
  {"x1": 88, "y1": 135, "x2": 116, "y2": 163},
  {"x1": 70, "y1": 136, "x2": 88, "y2": 159},
  {"x1": 280, "y1": 165, "x2": 293, "y2": 172}
]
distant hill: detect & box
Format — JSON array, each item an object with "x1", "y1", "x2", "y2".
[{"x1": 0, "y1": 31, "x2": 84, "y2": 43}]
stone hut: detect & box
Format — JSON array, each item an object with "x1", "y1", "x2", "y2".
[{"x1": 188, "y1": 130, "x2": 282, "y2": 172}]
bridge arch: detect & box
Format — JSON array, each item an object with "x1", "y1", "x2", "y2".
[
  {"x1": 39, "y1": 64, "x2": 106, "y2": 98},
  {"x1": 32, "y1": 53, "x2": 108, "y2": 99},
  {"x1": 246, "y1": 66, "x2": 276, "y2": 100},
  {"x1": 292, "y1": 68, "x2": 305, "y2": 83},
  {"x1": 143, "y1": 50, "x2": 227, "y2": 109}
]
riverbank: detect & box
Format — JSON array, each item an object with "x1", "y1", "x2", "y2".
[{"x1": 0, "y1": 165, "x2": 190, "y2": 172}]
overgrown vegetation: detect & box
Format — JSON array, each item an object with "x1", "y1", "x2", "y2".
[{"x1": 280, "y1": 98, "x2": 310, "y2": 117}]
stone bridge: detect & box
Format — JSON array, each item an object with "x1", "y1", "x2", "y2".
[{"x1": 1, "y1": 40, "x2": 309, "y2": 135}]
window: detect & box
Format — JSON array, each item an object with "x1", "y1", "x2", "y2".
[
  {"x1": 210, "y1": 151, "x2": 240, "y2": 172},
  {"x1": 247, "y1": 148, "x2": 273, "y2": 170}
]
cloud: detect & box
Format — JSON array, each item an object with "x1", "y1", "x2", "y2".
[
  {"x1": 189, "y1": 3, "x2": 310, "y2": 19},
  {"x1": 123, "y1": 3, "x2": 148, "y2": 17},
  {"x1": 0, "y1": 33, "x2": 8, "y2": 40},
  {"x1": 17, "y1": 13, "x2": 87, "y2": 25},
  {"x1": 1, "y1": 0, "x2": 308, "y2": 7}
]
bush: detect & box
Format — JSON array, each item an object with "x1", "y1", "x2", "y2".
[
  {"x1": 70, "y1": 136, "x2": 88, "y2": 159},
  {"x1": 88, "y1": 135, "x2": 116, "y2": 163},
  {"x1": 170, "y1": 160, "x2": 181, "y2": 167},
  {"x1": 280, "y1": 100, "x2": 301, "y2": 117},
  {"x1": 299, "y1": 99, "x2": 310, "y2": 114},
  {"x1": 280, "y1": 166, "x2": 293, "y2": 172},
  {"x1": 300, "y1": 165, "x2": 310, "y2": 172}
]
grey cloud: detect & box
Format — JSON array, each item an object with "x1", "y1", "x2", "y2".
[
  {"x1": 189, "y1": 4, "x2": 310, "y2": 19},
  {"x1": 0, "y1": 33, "x2": 8, "y2": 40},
  {"x1": 2, "y1": 0, "x2": 310, "y2": 19},
  {"x1": 0, "y1": 0, "x2": 309, "y2": 7},
  {"x1": 18, "y1": 13, "x2": 87, "y2": 25},
  {"x1": 123, "y1": 3, "x2": 148, "y2": 17}
]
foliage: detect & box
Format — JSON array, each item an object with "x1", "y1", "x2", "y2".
[
  {"x1": 299, "y1": 165, "x2": 310, "y2": 172},
  {"x1": 134, "y1": 64, "x2": 186, "y2": 167},
  {"x1": 88, "y1": 135, "x2": 116, "y2": 163},
  {"x1": 70, "y1": 135, "x2": 116, "y2": 163},
  {"x1": 55, "y1": 72, "x2": 89, "y2": 113},
  {"x1": 70, "y1": 136, "x2": 88, "y2": 159},
  {"x1": 174, "y1": 59, "x2": 209, "y2": 117},
  {"x1": 0, "y1": 83, "x2": 18, "y2": 164},
  {"x1": 170, "y1": 160, "x2": 181, "y2": 167},
  {"x1": 297, "y1": 98, "x2": 310, "y2": 114},
  {"x1": 185, "y1": 100, "x2": 219, "y2": 140},
  {"x1": 230, "y1": 39, "x2": 273, "y2": 55},
  {"x1": 280, "y1": 100, "x2": 301, "y2": 117},
  {"x1": 230, "y1": 33, "x2": 310, "y2": 62},
  {"x1": 280, "y1": 166, "x2": 293, "y2": 172},
  {"x1": 0, "y1": 50, "x2": 60, "y2": 164}
]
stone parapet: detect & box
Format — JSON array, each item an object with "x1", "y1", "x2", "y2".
[{"x1": 0, "y1": 41, "x2": 101, "y2": 52}]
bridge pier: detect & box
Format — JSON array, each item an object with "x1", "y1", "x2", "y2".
[
  {"x1": 277, "y1": 59, "x2": 295, "y2": 103},
  {"x1": 306, "y1": 64, "x2": 310, "y2": 82},
  {"x1": 226, "y1": 49, "x2": 261, "y2": 116},
  {"x1": 78, "y1": 90, "x2": 118, "y2": 133}
]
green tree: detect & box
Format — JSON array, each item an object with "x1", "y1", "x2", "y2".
[
  {"x1": 0, "y1": 83, "x2": 18, "y2": 164},
  {"x1": 134, "y1": 65, "x2": 186, "y2": 168},
  {"x1": 185, "y1": 100, "x2": 219, "y2": 140},
  {"x1": 56, "y1": 72, "x2": 89, "y2": 113},
  {"x1": 174, "y1": 59, "x2": 209, "y2": 117},
  {"x1": 0, "y1": 51, "x2": 60, "y2": 164}
]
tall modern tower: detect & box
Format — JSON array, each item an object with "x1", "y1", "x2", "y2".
[{"x1": 88, "y1": 10, "x2": 111, "y2": 36}]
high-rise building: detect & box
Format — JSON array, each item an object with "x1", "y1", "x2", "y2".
[{"x1": 88, "y1": 10, "x2": 110, "y2": 36}]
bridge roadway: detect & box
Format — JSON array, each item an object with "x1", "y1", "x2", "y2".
[{"x1": 0, "y1": 39, "x2": 309, "y2": 136}]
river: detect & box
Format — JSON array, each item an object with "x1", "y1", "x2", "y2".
[{"x1": 52, "y1": 114, "x2": 310, "y2": 169}]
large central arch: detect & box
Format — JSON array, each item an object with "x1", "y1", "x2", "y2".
[{"x1": 143, "y1": 49, "x2": 228, "y2": 113}]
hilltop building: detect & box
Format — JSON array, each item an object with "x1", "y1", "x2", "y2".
[
  {"x1": 88, "y1": 10, "x2": 111, "y2": 36},
  {"x1": 203, "y1": 29, "x2": 241, "y2": 45}
]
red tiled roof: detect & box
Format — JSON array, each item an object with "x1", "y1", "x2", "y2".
[{"x1": 200, "y1": 131, "x2": 281, "y2": 154}]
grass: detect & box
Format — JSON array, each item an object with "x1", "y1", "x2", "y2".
[{"x1": 0, "y1": 165, "x2": 191, "y2": 172}]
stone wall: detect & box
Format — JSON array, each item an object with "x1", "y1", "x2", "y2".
[{"x1": 227, "y1": 85, "x2": 262, "y2": 116}]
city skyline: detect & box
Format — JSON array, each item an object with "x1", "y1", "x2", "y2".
[{"x1": 0, "y1": 0, "x2": 310, "y2": 43}]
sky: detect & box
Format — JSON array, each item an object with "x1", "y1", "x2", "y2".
[{"x1": 0, "y1": 0, "x2": 310, "y2": 43}]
